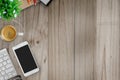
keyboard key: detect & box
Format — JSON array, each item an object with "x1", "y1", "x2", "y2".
[
  {"x1": 0, "y1": 59, "x2": 3, "y2": 62},
  {"x1": 5, "y1": 67, "x2": 14, "y2": 73},
  {"x1": 3, "y1": 61, "x2": 7, "y2": 65},
  {"x1": 1, "y1": 67, "x2": 5, "y2": 71},
  {"x1": 1, "y1": 71, "x2": 5, "y2": 75},
  {"x1": 8, "y1": 74, "x2": 13, "y2": 78},
  {"x1": 6, "y1": 64, "x2": 12, "y2": 68},
  {"x1": 3, "y1": 53, "x2": 7, "y2": 56},
  {"x1": 0, "y1": 64, "x2": 2, "y2": 67},
  {"x1": 12, "y1": 72, "x2": 17, "y2": 76},
  {"x1": 5, "y1": 76, "x2": 8, "y2": 79},
  {"x1": 7, "y1": 60, "x2": 11, "y2": 63},
  {"x1": 3, "y1": 56, "x2": 9, "y2": 60},
  {"x1": 0, "y1": 55, "x2": 3, "y2": 58}
]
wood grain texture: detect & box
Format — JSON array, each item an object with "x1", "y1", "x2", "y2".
[
  {"x1": 48, "y1": 0, "x2": 74, "y2": 80},
  {"x1": 0, "y1": 0, "x2": 120, "y2": 80},
  {"x1": 94, "y1": 0, "x2": 120, "y2": 80},
  {"x1": 75, "y1": 0, "x2": 96, "y2": 80}
]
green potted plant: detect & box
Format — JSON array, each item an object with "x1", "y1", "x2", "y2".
[{"x1": 0, "y1": 0, "x2": 22, "y2": 21}]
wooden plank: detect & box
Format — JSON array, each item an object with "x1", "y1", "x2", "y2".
[
  {"x1": 48, "y1": 0, "x2": 75, "y2": 80},
  {"x1": 94, "y1": 0, "x2": 120, "y2": 80},
  {"x1": 75, "y1": 0, "x2": 96, "y2": 80}
]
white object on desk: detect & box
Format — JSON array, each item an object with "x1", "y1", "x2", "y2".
[
  {"x1": 12, "y1": 41, "x2": 39, "y2": 77},
  {"x1": 40, "y1": 0, "x2": 51, "y2": 5},
  {"x1": 0, "y1": 49, "x2": 17, "y2": 80}
]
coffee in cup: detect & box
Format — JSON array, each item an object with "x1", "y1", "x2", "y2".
[{"x1": 0, "y1": 25, "x2": 17, "y2": 41}]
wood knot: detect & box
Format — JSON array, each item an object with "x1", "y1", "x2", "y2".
[
  {"x1": 36, "y1": 41, "x2": 40, "y2": 44},
  {"x1": 44, "y1": 58, "x2": 47, "y2": 63}
]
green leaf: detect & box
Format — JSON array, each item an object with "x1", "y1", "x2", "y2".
[{"x1": 0, "y1": 0, "x2": 22, "y2": 21}]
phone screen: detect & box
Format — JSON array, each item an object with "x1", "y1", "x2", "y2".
[{"x1": 15, "y1": 45, "x2": 37, "y2": 73}]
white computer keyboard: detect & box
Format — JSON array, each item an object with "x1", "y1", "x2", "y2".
[{"x1": 0, "y1": 49, "x2": 17, "y2": 80}]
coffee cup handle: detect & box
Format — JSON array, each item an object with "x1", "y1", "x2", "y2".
[{"x1": 18, "y1": 32, "x2": 24, "y2": 36}]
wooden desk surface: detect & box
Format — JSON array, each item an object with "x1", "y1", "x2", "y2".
[{"x1": 0, "y1": 0, "x2": 120, "y2": 80}]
